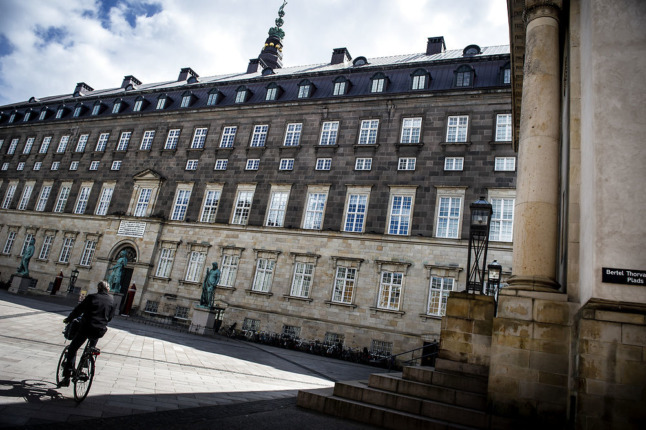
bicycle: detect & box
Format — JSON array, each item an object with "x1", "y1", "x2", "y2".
[{"x1": 56, "y1": 340, "x2": 101, "y2": 402}]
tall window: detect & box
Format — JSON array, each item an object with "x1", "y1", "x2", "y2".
[
  {"x1": 92, "y1": 103, "x2": 101, "y2": 115},
  {"x1": 2, "y1": 184, "x2": 17, "y2": 209},
  {"x1": 220, "y1": 253, "x2": 240, "y2": 287},
  {"x1": 140, "y1": 130, "x2": 155, "y2": 150},
  {"x1": 79, "y1": 240, "x2": 97, "y2": 267},
  {"x1": 400, "y1": 118, "x2": 422, "y2": 143},
  {"x1": 133, "y1": 99, "x2": 143, "y2": 112},
  {"x1": 170, "y1": 189, "x2": 191, "y2": 221},
  {"x1": 378, "y1": 271, "x2": 403, "y2": 310},
  {"x1": 35, "y1": 185, "x2": 52, "y2": 211},
  {"x1": 503, "y1": 67, "x2": 511, "y2": 84},
  {"x1": 185, "y1": 251, "x2": 206, "y2": 282},
  {"x1": 232, "y1": 189, "x2": 254, "y2": 225},
  {"x1": 74, "y1": 186, "x2": 92, "y2": 214},
  {"x1": 56, "y1": 107, "x2": 65, "y2": 118},
  {"x1": 133, "y1": 188, "x2": 152, "y2": 217},
  {"x1": 39, "y1": 109, "x2": 47, "y2": 120},
  {"x1": 290, "y1": 263, "x2": 314, "y2": 298},
  {"x1": 283, "y1": 123, "x2": 302, "y2": 146},
  {"x1": 39, "y1": 235, "x2": 53, "y2": 260},
  {"x1": 17, "y1": 184, "x2": 33, "y2": 210},
  {"x1": 54, "y1": 186, "x2": 71, "y2": 213},
  {"x1": 250, "y1": 125, "x2": 268, "y2": 147},
  {"x1": 58, "y1": 237, "x2": 75, "y2": 263},
  {"x1": 436, "y1": 196, "x2": 462, "y2": 238},
  {"x1": 191, "y1": 128, "x2": 208, "y2": 149},
  {"x1": 73, "y1": 106, "x2": 82, "y2": 117},
  {"x1": 490, "y1": 198, "x2": 515, "y2": 242},
  {"x1": 252, "y1": 258, "x2": 275, "y2": 292},
  {"x1": 388, "y1": 195, "x2": 412, "y2": 235},
  {"x1": 344, "y1": 193, "x2": 368, "y2": 233},
  {"x1": 156, "y1": 96, "x2": 167, "y2": 110},
  {"x1": 3, "y1": 231, "x2": 16, "y2": 254},
  {"x1": 332, "y1": 267, "x2": 357, "y2": 304},
  {"x1": 23, "y1": 137, "x2": 34, "y2": 154},
  {"x1": 446, "y1": 115, "x2": 469, "y2": 143},
  {"x1": 95, "y1": 186, "x2": 114, "y2": 215},
  {"x1": 7, "y1": 138, "x2": 18, "y2": 154},
  {"x1": 358, "y1": 120, "x2": 379, "y2": 144},
  {"x1": 155, "y1": 248, "x2": 175, "y2": 278},
  {"x1": 495, "y1": 114, "x2": 512, "y2": 142},
  {"x1": 266, "y1": 190, "x2": 289, "y2": 227},
  {"x1": 164, "y1": 129, "x2": 181, "y2": 150},
  {"x1": 56, "y1": 136, "x2": 69, "y2": 153},
  {"x1": 75, "y1": 134, "x2": 89, "y2": 152},
  {"x1": 112, "y1": 101, "x2": 122, "y2": 113},
  {"x1": 39, "y1": 136, "x2": 52, "y2": 153},
  {"x1": 303, "y1": 192, "x2": 327, "y2": 230},
  {"x1": 319, "y1": 121, "x2": 339, "y2": 145},
  {"x1": 427, "y1": 277, "x2": 454, "y2": 316},
  {"x1": 200, "y1": 190, "x2": 221, "y2": 223},
  {"x1": 95, "y1": 133, "x2": 109, "y2": 151},
  {"x1": 220, "y1": 126, "x2": 237, "y2": 148},
  {"x1": 20, "y1": 234, "x2": 34, "y2": 256},
  {"x1": 116, "y1": 132, "x2": 131, "y2": 151}
]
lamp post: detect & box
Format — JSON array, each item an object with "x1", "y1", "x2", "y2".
[
  {"x1": 486, "y1": 260, "x2": 502, "y2": 296},
  {"x1": 466, "y1": 197, "x2": 493, "y2": 294},
  {"x1": 68, "y1": 268, "x2": 79, "y2": 293}
]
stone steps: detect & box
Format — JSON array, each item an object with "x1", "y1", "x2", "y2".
[{"x1": 297, "y1": 387, "x2": 482, "y2": 430}]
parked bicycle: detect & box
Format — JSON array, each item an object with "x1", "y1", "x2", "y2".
[{"x1": 56, "y1": 339, "x2": 101, "y2": 402}]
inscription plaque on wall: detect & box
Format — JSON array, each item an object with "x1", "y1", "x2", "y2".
[
  {"x1": 602, "y1": 268, "x2": 646, "y2": 285},
  {"x1": 117, "y1": 221, "x2": 146, "y2": 238}
]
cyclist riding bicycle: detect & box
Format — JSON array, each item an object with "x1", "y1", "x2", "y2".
[{"x1": 59, "y1": 280, "x2": 116, "y2": 387}]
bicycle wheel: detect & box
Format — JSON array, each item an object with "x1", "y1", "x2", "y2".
[
  {"x1": 56, "y1": 346, "x2": 69, "y2": 386},
  {"x1": 73, "y1": 354, "x2": 95, "y2": 402}
]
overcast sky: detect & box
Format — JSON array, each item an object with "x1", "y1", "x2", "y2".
[{"x1": 0, "y1": 0, "x2": 510, "y2": 106}]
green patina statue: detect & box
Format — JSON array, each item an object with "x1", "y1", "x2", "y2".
[
  {"x1": 199, "y1": 262, "x2": 221, "y2": 309},
  {"x1": 16, "y1": 238, "x2": 35, "y2": 277},
  {"x1": 106, "y1": 250, "x2": 128, "y2": 294},
  {"x1": 268, "y1": 1, "x2": 288, "y2": 39}
]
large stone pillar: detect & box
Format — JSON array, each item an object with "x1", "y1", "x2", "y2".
[{"x1": 508, "y1": 0, "x2": 562, "y2": 291}]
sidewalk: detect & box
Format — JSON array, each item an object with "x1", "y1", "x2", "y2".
[{"x1": 0, "y1": 289, "x2": 381, "y2": 429}]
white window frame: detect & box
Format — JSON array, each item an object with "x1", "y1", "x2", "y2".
[
  {"x1": 95, "y1": 133, "x2": 109, "y2": 152},
  {"x1": 319, "y1": 121, "x2": 339, "y2": 145},
  {"x1": 343, "y1": 186, "x2": 370, "y2": 233},
  {"x1": 2, "y1": 183, "x2": 17, "y2": 209},
  {"x1": 79, "y1": 240, "x2": 97, "y2": 267},
  {"x1": 133, "y1": 188, "x2": 152, "y2": 217},
  {"x1": 35, "y1": 185, "x2": 52, "y2": 212},
  {"x1": 400, "y1": 118, "x2": 422, "y2": 144},
  {"x1": 20, "y1": 234, "x2": 34, "y2": 256},
  {"x1": 164, "y1": 129, "x2": 181, "y2": 150},
  {"x1": 185, "y1": 160, "x2": 198, "y2": 171},
  {"x1": 444, "y1": 157, "x2": 464, "y2": 171},
  {"x1": 33, "y1": 162, "x2": 42, "y2": 171},
  {"x1": 111, "y1": 161, "x2": 122, "y2": 171},
  {"x1": 290, "y1": 262, "x2": 314, "y2": 298},
  {"x1": 156, "y1": 97, "x2": 167, "y2": 110},
  {"x1": 180, "y1": 95, "x2": 191, "y2": 108},
  {"x1": 279, "y1": 158, "x2": 294, "y2": 171},
  {"x1": 495, "y1": 113, "x2": 512, "y2": 142},
  {"x1": 170, "y1": 186, "x2": 193, "y2": 221},
  {"x1": 245, "y1": 159, "x2": 260, "y2": 170},
  {"x1": 75, "y1": 134, "x2": 89, "y2": 152},
  {"x1": 133, "y1": 99, "x2": 143, "y2": 112},
  {"x1": 333, "y1": 81, "x2": 346, "y2": 96},
  {"x1": 191, "y1": 127, "x2": 208, "y2": 149},
  {"x1": 252, "y1": 257, "x2": 276, "y2": 292},
  {"x1": 283, "y1": 123, "x2": 302, "y2": 146},
  {"x1": 332, "y1": 266, "x2": 357, "y2": 304},
  {"x1": 231, "y1": 185, "x2": 256, "y2": 225},
  {"x1": 95, "y1": 185, "x2": 114, "y2": 215},
  {"x1": 69, "y1": 161, "x2": 79, "y2": 171},
  {"x1": 58, "y1": 237, "x2": 75, "y2": 263},
  {"x1": 495, "y1": 157, "x2": 516, "y2": 171},
  {"x1": 371, "y1": 78, "x2": 385, "y2": 93},
  {"x1": 358, "y1": 119, "x2": 379, "y2": 145},
  {"x1": 1, "y1": 163, "x2": 8, "y2": 171},
  {"x1": 3, "y1": 231, "x2": 16, "y2": 254},
  {"x1": 17, "y1": 162, "x2": 25, "y2": 171},
  {"x1": 56, "y1": 136, "x2": 69, "y2": 153},
  {"x1": 155, "y1": 247, "x2": 176, "y2": 278},
  {"x1": 89, "y1": 161, "x2": 100, "y2": 171},
  {"x1": 355, "y1": 158, "x2": 372, "y2": 171},
  {"x1": 398, "y1": 157, "x2": 416, "y2": 171},
  {"x1": 214, "y1": 159, "x2": 228, "y2": 170},
  {"x1": 303, "y1": 186, "x2": 329, "y2": 230},
  {"x1": 40, "y1": 136, "x2": 52, "y2": 153},
  {"x1": 446, "y1": 115, "x2": 469, "y2": 143},
  {"x1": 412, "y1": 74, "x2": 426, "y2": 90},
  {"x1": 185, "y1": 250, "x2": 206, "y2": 282},
  {"x1": 220, "y1": 126, "x2": 237, "y2": 148},
  {"x1": 51, "y1": 161, "x2": 60, "y2": 171},
  {"x1": 220, "y1": 251, "x2": 241, "y2": 287},
  {"x1": 54, "y1": 185, "x2": 71, "y2": 213},
  {"x1": 387, "y1": 187, "x2": 416, "y2": 236},
  {"x1": 74, "y1": 185, "x2": 92, "y2": 214},
  {"x1": 250, "y1": 125, "x2": 268, "y2": 147},
  {"x1": 199, "y1": 185, "x2": 222, "y2": 223},
  {"x1": 427, "y1": 276, "x2": 454, "y2": 316},
  {"x1": 378, "y1": 271, "x2": 404, "y2": 310},
  {"x1": 23, "y1": 137, "x2": 34, "y2": 154},
  {"x1": 266, "y1": 186, "x2": 290, "y2": 227},
  {"x1": 266, "y1": 87, "x2": 277, "y2": 101},
  {"x1": 140, "y1": 130, "x2": 155, "y2": 150},
  {"x1": 434, "y1": 187, "x2": 466, "y2": 239},
  {"x1": 489, "y1": 189, "x2": 516, "y2": 242},
  {"x1": 116, "y1": 131, "x2": 131, "y2": 151},
  {"x1": 17, "y1": 184, "x2": 33, "y2": 210},
  {"x1": 316, "y1": 158, "x2": 331, "y2": 170},
  {"x1": 39, "y1": 235, "x2": 53, "y2": 260}
]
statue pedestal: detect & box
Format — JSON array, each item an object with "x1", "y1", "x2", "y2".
[
  {"x1": 189, "y1": 305, "x2": 224, "y2": 335},
  {"x1": 111, "y1": 293, "x2": 124, "y2": 313},
  {"x1": 8, "y1": 275, "x2": 36, "y2": 294}
]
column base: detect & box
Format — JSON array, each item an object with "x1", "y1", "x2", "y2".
[{"x1": 506, "y1": 275, "x2": 561, "y2": 292}]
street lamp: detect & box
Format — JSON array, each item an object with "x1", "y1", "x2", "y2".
[
  {"x1": 486, "y1": 260, "x2": 502, "y2": 296},
  {"x1": 466, "y1": 197, "x2": 493, "y2": 294},
  {"x1": 68, "y1": 268, "x2": 79, "y2": 293}
]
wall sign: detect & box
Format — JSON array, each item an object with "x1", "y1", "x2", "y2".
[
  {"x1": 117, "y1": 221, "x2": 146, "y2": 238},
  {"x1": 602, "y1": 268, "x2": 645, "y2": 285}
]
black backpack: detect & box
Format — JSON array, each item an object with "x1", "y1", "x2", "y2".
[{"x1": 63, "y1": 317, "x2": 82, "y2": 340}]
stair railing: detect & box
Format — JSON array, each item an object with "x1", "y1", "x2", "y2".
[{"x1": 386, "y1": 341, "x2": 439, "y2": 371}]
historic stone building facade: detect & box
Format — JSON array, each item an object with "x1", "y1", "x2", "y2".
[{"x1": 0, "y1": 11, "x2": 515, "y2": 354}]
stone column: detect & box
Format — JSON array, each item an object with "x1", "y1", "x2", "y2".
[{"x1": 508, "y1": 0, "x2": 562, "y2": 291}]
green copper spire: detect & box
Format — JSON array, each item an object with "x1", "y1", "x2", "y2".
[{"x1": 268, "y1": 1, "x2": 287, "y2": 40}]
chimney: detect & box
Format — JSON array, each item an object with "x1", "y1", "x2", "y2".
[
  {"x1": 177, "y1": 67, "x2": 198, "y2": 82},
  {"x1": 247, "y1": 59, "x2": 260, "y2": 74},
  {"x1": 331, "y1": 48, "x2": 352, "y2": 65},
  {"x1": 426, "y1": 37, "x2": 446, "y2": 55},
  {"x1": 73, "y1": 82, "x2": 93, "y2": 96},
  {"x1": 121, "y1": 75, "x2": 142, "y2": 89}
]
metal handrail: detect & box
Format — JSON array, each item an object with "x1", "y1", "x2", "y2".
[{"x1": 386, "y1": 341, "x2": 439, "y2": 371}]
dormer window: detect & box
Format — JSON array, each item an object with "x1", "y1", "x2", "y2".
[
  {"x1": 73, "y1": 103, "x2": 84, "y2": 117},
  {"x1": 133, "y1": 96, "x2": 147, "y2": 112},
  {"x1": 333, "y1": 77, "x2": 350, "y2": 96},
  {"x1": 180, "y1": 91, "x2": 194, "y2": 108},
  {"x1": 454, "y1": 65, "x2": 475, "y2": 87},
  {"x1": 262, "y1": 68, "x2": 275, "y2": 76},
  {"x1": 23, "y1": 110, "x2": 32, "y2": 122},
  {"x1": 91, "y1": 101, "x2": 103, "y2": 116},
  {"x1": 56, "y1": 106, "x2": 66, "y2": 119},
  {"x1": 411, "y1": 69, "x2": 430, "y2": 90},
  {"x1": 38, "y1": 108, "x2": 48, "y2": 121},
  {"x1": 297, "y1": 80, "x2": 314, "y2": 99},
  {"x1": 370, "y1": 73, "x2": 388, "y2": 93},
  {"x1": 8, "y1": 112, "x2": 17, "y2": 123},
  {"x1": 187, "y1": 75, "x2": 199, "y2": 84},
  {"x1": 112, "y1": 99, "x2": 125, "y2": 114},
  {"x1": 206, "y1": 88, "x2": 221, "y2": 106},
  {"x1": 463, "y1": 44, "x2": 482, "y2": 56},
  {"x1": 235, "y1": 86, "x2": 250, "y2": 103},
  {"x1": 156, "y1": 94, "x2": 169, "y2": 110},
  {"x1": 353, "y1": 56, "x2": 368, "y2": 67},
  {"x1": 265, "y1": 83, "x2": 282, "y2": 101},
  {"x1": 501, "y1": 62, "x2": 511, "y2": 85}
]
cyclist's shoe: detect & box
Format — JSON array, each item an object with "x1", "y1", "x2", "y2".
[
  {"x1": 90, "y1": 347, "x2": 101, "y2": 355},
  {"x1": 58, "y1": 377, "x2": 70, "y2": 387}
]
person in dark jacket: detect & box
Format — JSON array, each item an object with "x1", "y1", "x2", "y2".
[{"x1": 59, "y1": 280, "x2": 116, "y2": 387}]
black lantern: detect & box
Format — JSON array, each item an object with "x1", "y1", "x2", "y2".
[
  {"x1": 466, "y1": 197, "x2": 493, "y2": 294},
  {"x1": 68, "y1": 268, "x2": 79, "y2": 292},
  {"x1": 486, "y1": 260, "x2": 502, "y2": 296}
]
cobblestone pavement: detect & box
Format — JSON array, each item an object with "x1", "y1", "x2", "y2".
[{"x1": 0, "y1": 290, "x2": 381, "y2": 429}]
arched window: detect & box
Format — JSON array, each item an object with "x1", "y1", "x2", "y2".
[
  {"x1": 353, "y1": 56, "x2": 368, "y2": 67},
  {"x1": 454, "y1": 65, "x2": 475, "y2": 88},
  {"x1": 411, "y1": 69, "x2": 430, "y2": 90},
  {"x1": 463, "y1": 44, "x2": 481, "y2": 56},
  {"x1": 332, "y1": 76, "x2": 350, "y2": 96},
  {"x1": 370, "y1": 72, "x2": 388, "y2": 93}
]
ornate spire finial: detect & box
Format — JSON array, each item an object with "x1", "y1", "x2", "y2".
[{"x1": 268, "y1": 1, "x2": 287, "y2": 40}]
